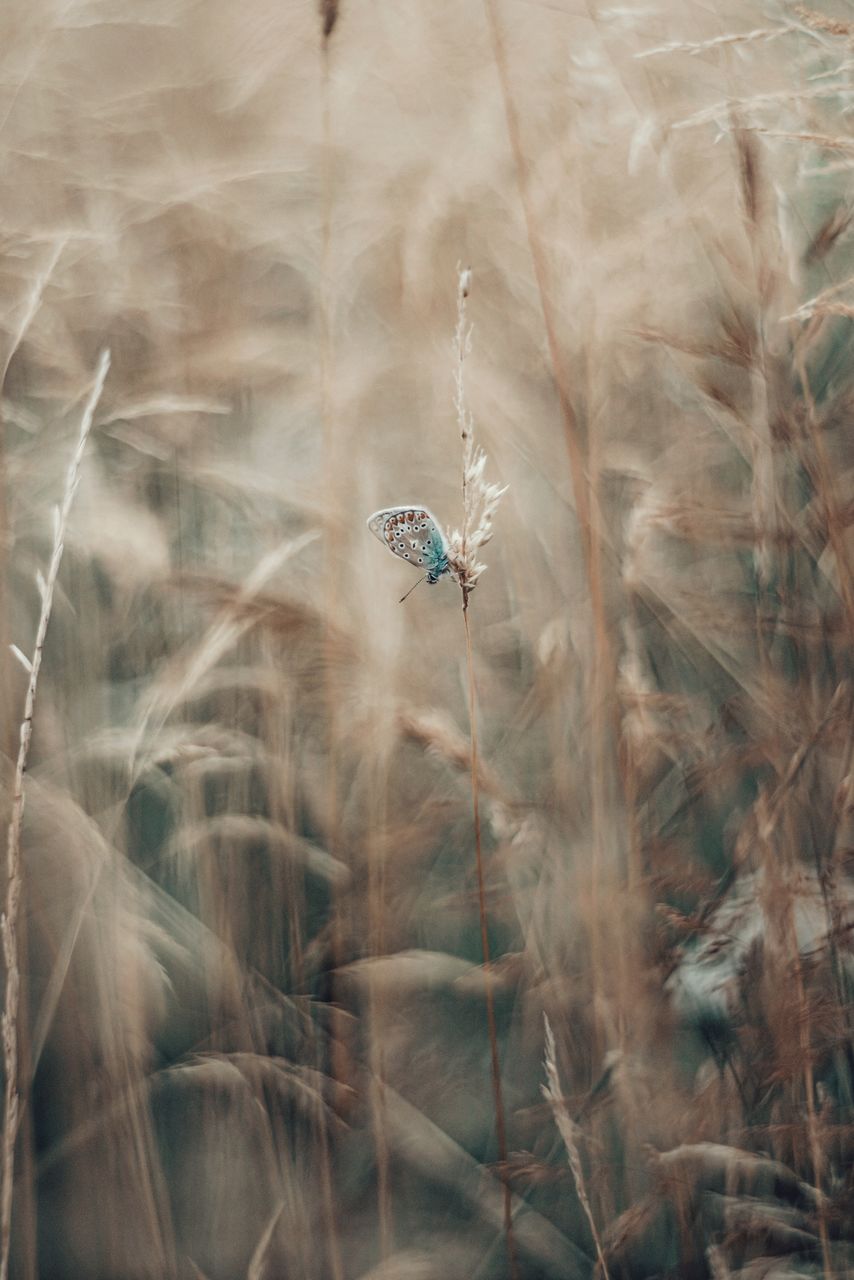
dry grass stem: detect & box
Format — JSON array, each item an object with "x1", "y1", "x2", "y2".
[
  {"x1": 794, "y1": 5, "x2": 854, "y2": 38},
  {"x1": 448, "y1": 267, "x2": 515, "y2": 1277},
  {"x1": 636, "y1": 25, "x2": 799, "y2": 60},
  {"x1": 1, "y1": 349, "x2": 110, "y2": 1280},
  {"x1": 446, "y1": 267, "x2": 507, "y2": 608},
  {"x1": 1, "y1": 8, "x2": 853, "y2": 1280},
  {"x1": 542, "y1": 1016, "x2": 610, "y2": 1280}
]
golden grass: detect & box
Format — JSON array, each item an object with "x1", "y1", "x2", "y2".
[{"x1": 0, "y1": 1, "x2": 853, "y2": 1278}]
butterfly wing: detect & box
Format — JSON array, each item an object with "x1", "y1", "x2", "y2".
[
  {"x1": 366, "y1": 508, "x2": 396, "y2": 542},
  {"x1": 366, "y1": 506, "x2": 449, "y2": 581}
]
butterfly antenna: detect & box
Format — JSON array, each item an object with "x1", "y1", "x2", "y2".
[{"x1": 399, "y1": 575, "x2": 427, "y2": 604}]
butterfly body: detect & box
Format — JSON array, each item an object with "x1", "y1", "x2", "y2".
[{"x1": 367, "y1": 506, "x2": 450, "y2": 584}]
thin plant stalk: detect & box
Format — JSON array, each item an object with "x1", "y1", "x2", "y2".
[
  {"x1": 451, "y1": 268, "x2": 517, "y2": 1279},
  {"x1": 542, "y1": 1015, "x2": 611, "y2": 1280},
  {"x1": 755, "y1": 793, "x2": 834, "y2": 1280},
  {"x1": 317, "y1": 13, "x2": 346, "y2": 1277},
  {"x1": 0, "y1": 237, "x2": 68, "y2": 1280},
  {"x1": 480, "y1": 0, "x2": 598, "y2": 588},
  {"x1": 0, "y1": 348, "x2": 110, "y2": 1280},
  {"x1": 463, "y1": 606, "x2": 515, "y2": 1266},
  {"x1": 481, "y1": 1, "x2": 636, "y2": 1058},
  {"x1": 366, "y1": 718, "x2": 393, "y2": 1263}
]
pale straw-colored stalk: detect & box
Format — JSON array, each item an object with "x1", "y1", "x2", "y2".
[
  {"x1": 542, "y1": 1014, "x2": 610, "y2": 1280},
  {"x1": 448, "y1": 267, "x2": 516, "y2": 1277},
  {"x1": 1, "y1": 349, "x2": 110, "y2": 1280},
  {"x1": 446, "y1": 267, "x2": 507, "y2": 607}
]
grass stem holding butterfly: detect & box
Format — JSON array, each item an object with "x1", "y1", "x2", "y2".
[
  {"x1": 451, "y1": 266, "x2": 516, "y2": 1279},
  {"x1": 365, "y1": 267, "x2": 512, "y2": 1274},
  {"x1": 446, "y1": 268, "x2": 508, "y2": 611},
  {"x1": 365, "y1": 271, "x2": 505, "y2": 606}
]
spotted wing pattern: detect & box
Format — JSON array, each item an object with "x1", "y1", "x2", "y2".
[{"x1": 367, "y1": 506, "x2": 450, "y2": 583}]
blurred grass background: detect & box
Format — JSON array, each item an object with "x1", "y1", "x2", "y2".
[{"x1": 1, "y1": 0, "x2": 854, "y2": 1277}]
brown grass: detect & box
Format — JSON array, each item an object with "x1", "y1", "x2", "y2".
[{"x1": 0, "y1": 2, "x2": 852, "y2": 1279}]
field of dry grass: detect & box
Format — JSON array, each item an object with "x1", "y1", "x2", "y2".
[{"x1": 1, "y1": 1, "x2": 854, "y2": 1277}]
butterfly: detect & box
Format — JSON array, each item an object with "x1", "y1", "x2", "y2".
[{"x1": 366, "y1": 506, "x2": 451, "y2": 599}]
